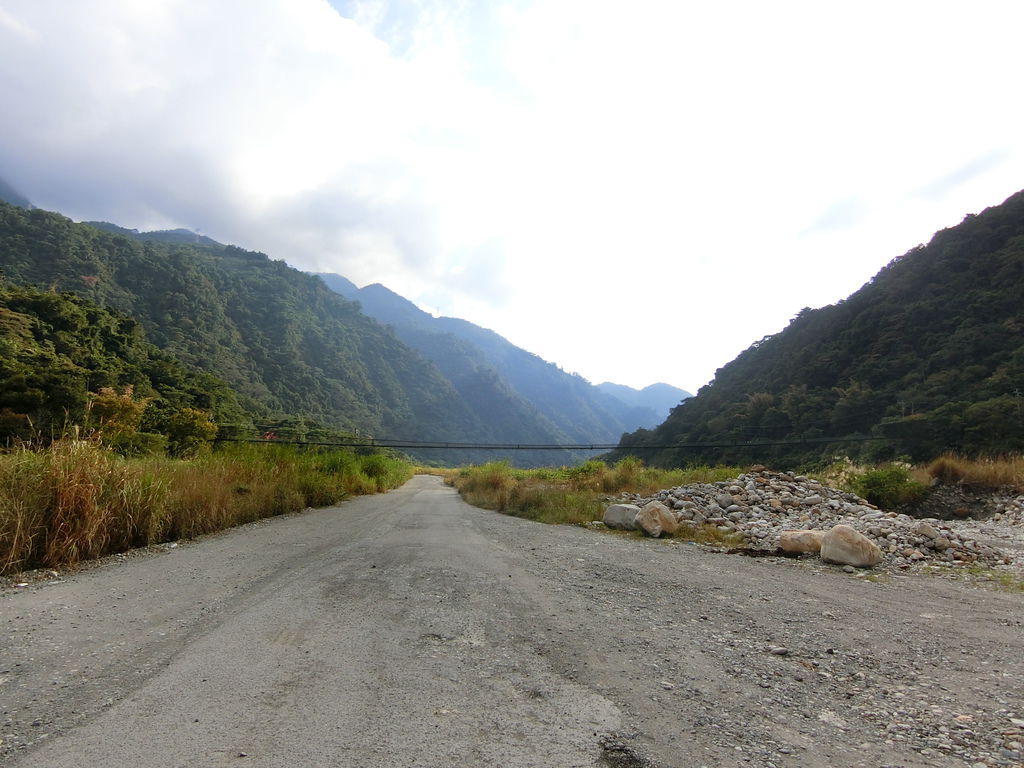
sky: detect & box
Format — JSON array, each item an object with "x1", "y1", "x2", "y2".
[{"x1": 1, "y1": 0, "x2": 1023, "y2": 394}]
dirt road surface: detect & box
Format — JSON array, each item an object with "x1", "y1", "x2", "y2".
[{"x1": 2, "y1": 475, "x2": 1022, "y2": 767}]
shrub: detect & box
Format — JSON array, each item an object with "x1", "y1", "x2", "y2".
[
  {"x1": 357, "y1": 452, "x2": 413, "y2": 492},
  {"x1": 565, "y1": 459, "x2": 608, "y2": 490},
  {"x1": 456, "y1": 461, "x2": 517, "y2": 508},
  {"x1": 851, "y1": 463, "x2": 929, "y2": 509},
  {"x1": 87, "y1": 386, "x2": 149, "y2": 438},
  {"x1": 164, "y1": 407, "x2": 218, "y2": 457},
  {"x1": 609, "y1": 456, "x2": 643, "y2": 490},
  {"x1": 0, "y1": 408, "x2": 32, "y2": 443},
  {"x1": 105, "y1": 431, "x2": 168, "y2": 457}
]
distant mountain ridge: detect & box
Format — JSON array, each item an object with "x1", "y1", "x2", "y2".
[
  {"x1": 595, "y1": 381, "x2": 692, "y2": 425},
  {"x1": 315, "y1": 275, "x2": 677, "y2": 442},
  {"x1": 86, "y1": 220, "x2": 222, "y2": 247},
  {"x1": 0, "y1": 176, "x2": 32, "y2": 208},
  {"x1": 0, "y1": 203, "x2": 494, "y2": 457},
  {"x1": 611, "y1": 188, "x2": 1024, "y2": 466},
  {"x1": 0, "y1": 202, "x2": 690, "y2": 466}
]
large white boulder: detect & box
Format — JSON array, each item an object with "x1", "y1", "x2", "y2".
[
  {"x1": 779, "y1": 529, "x2": 824, "y2": 554},
  {"x1": 821, "y1": 524, "x2": 883, "y2": 568},
  {"x1": 636, "y1": 501, "x2": 679, "y2": 537},
  {"x1": 603, "y1": 503, "x2": 640, "y2": 531}
]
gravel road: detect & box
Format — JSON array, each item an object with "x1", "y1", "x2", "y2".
[{"x1": 2, "y1": 475, "x2": 1022, "y2": 767}]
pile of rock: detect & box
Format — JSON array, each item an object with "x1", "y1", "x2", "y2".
[
  {"x1": 915, "y1": 484, "x2": 1024, "y2": 525},
  {"x1": 603, "y1": 468, "x2": 1014, "y2": 570},
  {"x1": 991, "y1": 494, "x2": 1024, "y2": 526}
]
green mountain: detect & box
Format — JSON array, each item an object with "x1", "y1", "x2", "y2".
[
  {"x1": 316, "y1": 276, "x2": 663, "y2": 443},
  {"x1": 613, "y1": 189, "x2": 1024, "y2": 467},
  {"x1": 0, "y1": 203, "x2": 494, "y2": 452}
]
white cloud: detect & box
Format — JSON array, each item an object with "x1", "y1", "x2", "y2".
[{"x1": 1, "y1": 0, "x2": 1023, "y2": 392}]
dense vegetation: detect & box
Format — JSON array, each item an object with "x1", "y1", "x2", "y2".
[
  {"x1": 0, "y1": 279, "x2": 246, "y2": 451},
  {"x1": 0, "y1": 440, "x2": 412, "y2": 574},
  {"x1": 612, "y1": 190, "x2": 1024, "y2": 467},
  {"x1": 0, "y1": 203, "x2": 492, "y2": 449}
]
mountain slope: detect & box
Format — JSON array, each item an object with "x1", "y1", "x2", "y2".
[
  {"x1": 86, "y1": 220, "x2": 222, "y2": 247},
  {"x1": 595, "y1": 382, "x2": 692, "y2": 426},
  {"x1": 0, "y1": 203, "x2": 489, "y2": 445},
  {"x1": 0, "y1": 177, "x2": 31, "y2": 208},
  {"x1": 613, "y1": 189, "x2": 1024, "y2": 466},
  {"x1": 316, "y1": 276, "x2": 660, "y2": 443}
]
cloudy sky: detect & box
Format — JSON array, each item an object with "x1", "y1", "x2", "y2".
[{"x1": 2, "y1": 1, "x2": 1023, "y2": 393}]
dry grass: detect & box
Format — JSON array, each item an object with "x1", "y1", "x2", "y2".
[
  {"x1": 0, "y1": 441, "x2": 412, "y2": 574},
  {"x1": 447, "y1": 458, "x2": 742, "y2": 526},
  {"x1": 817, "y1": 454, "x2": 1024, "y2": 503},
  {"x1": 926, "y1": 454, "x2": 1024, "y2": 491},
  {"x1": 671, "y1": 523, "x2": 746, "y2": 548}
]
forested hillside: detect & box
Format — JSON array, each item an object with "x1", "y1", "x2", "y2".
[
  {"x1": 0, "y1": 202, "x2": 664, "y2": 465},
  {"x1": 0, "y1": 279, "x2": 247, "y2": 451},
  {"x1": 0, "y1": 203, "x2": 490, "y2": 446},
  {"x1": 613, "y1": 189, "x2": 1024, "y2": 467},
  {"x1": 317, "y1": 276, "x2": 663, "y2": 442}
]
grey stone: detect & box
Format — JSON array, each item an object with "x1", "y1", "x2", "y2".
[{"x1": 603, "y1": 503, "x2": 640, "y2": 531}]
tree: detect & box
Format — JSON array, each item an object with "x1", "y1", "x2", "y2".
[{"x1": 164, "y1": 407, "x2": 218, "y2": 457}]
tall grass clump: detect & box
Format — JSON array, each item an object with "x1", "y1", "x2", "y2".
[
  {"x1": 451, "y1": 461, "x2": 518, "y2": 509},
  {"x1": 0, "y1": 441, "x2": 411, "y2": 575},
  {"x1": 0, "y1": 441, "x2": 170, "y2": 573},
  {"x1": 926, "y1": 454, "x2": 1024, "y2": 491}
]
